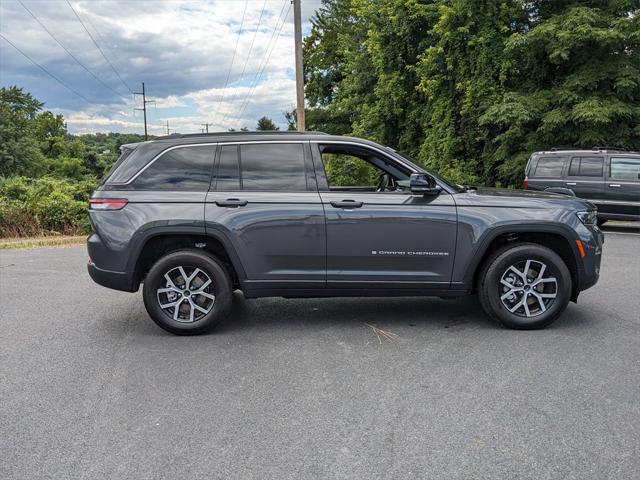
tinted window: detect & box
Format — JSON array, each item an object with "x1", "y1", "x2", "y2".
[
  {"x1": 107, "y1": 142, "x2": 171, "y2": 184},
  {"x1": 216, "y1": 145, "x2": 240, "y2": 190},
  {"x1": 534, "y1": 157, "x2": 565, "y2": 177},
  {"x1": 132, "y1": 145, "x2": 214, "y2": 190},
  {"x1": 610, "y1": 157, "x2": 640, "y2": 181},
  {"x1": 240, "y1": 144, "x2": 306, "y2": 191},
  {"x1": 568, "y1": 156, "x2": 603, "y2": 177}
]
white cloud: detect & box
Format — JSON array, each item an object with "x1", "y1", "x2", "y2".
[{"x1": 0, "y1": 0, "x2": 323, "y2": 133}]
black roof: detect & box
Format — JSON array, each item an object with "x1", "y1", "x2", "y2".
[
  {"x1": 154, "y1": 130, "x2": 328, "y2": 140},
  {"x1": 121, "y1": 131, "x2": 393, "y2": 153},
  {"x1": 536, "y1": 146, "x2": 637, "y2": 154},
  {"x1": 141, "y1": 131, "x2": 390, "y2": 149}
]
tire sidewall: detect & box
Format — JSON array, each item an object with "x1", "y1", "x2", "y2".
[
  {"x1": 484, "y1": 245, "x2": 571, "y2": 329},
  {"x1": 143, "y1": 250, "x2": 232, "y2": 335}
]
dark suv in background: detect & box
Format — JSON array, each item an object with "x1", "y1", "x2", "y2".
[
  {"x1": 88, "y1": 132, "x2": 603, "y2": 335},
  {"x1": 524, "y1": 148, "x2": 640, "y2": 224}
]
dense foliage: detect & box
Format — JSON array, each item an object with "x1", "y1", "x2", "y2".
[
  {"x1": 304, "y1": 0, "x2": 640, "y2": 186},
  {"x1": 0, "y1": 86, "x2": 146, "y2": 237}
]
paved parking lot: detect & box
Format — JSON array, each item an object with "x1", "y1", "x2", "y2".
[{"x1": 1, "y1": 225, "x2": 639, "y2": 479}]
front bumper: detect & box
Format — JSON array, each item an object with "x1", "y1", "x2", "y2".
[{"x1": 576, "y1": 225, "x2": 604, "y2": 292}]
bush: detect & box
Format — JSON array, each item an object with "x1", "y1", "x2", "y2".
[{"x1": 0, "y1": 176, "x2": 97, "y2": 237}]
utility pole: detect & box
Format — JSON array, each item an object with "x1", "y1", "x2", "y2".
[
  {"x1": 165, "y1": 120, "x2": 170, "y2": 135},
  {"x1": 201, "y1": 123, "x2": 211, "y2": 133},
  {"x1": 134, "y1": 82, "x2": 155, "y2": 140},
  {"x1": 293, "y1": 0, "x2": 305, "y2": 132}
]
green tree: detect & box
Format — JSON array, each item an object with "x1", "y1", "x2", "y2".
[
  {"x1": 481, "y1": 1, "x2": 640, "y2": 185},
  {"x1": 0, "y1": 86, "x2": 45, "y2": 177},
  {"x1": 304, "y1": 0, "x2": 640, "y2": 187},
  {"x1": 415, "y1": 0, "x2": 527, "y2": 185},
  {"x1": 32, "y1": 110, "x2": 68, "y2": 158},
  {"x1": 256, "y1": 116, "x2": 279, "y2": 131}
]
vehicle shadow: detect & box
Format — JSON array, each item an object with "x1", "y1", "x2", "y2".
[{"x1": 214, "y1": 293, "x2": 497, "y2": 335}]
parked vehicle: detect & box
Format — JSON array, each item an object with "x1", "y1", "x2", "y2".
[
  {"x1": 88, "y1": 132, "x2": 603, "y2": 335},
  {"x1": 524, "y1": 147, "x2": 640, "y2": 225}
]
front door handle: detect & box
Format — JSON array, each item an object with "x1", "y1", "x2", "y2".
[
  {"x1": 330, "y1": 200, "x2": 364, "y2": 209},
  {"x1": 608, "y1": 184, "x2": 621, "y2": 188},
  {"x1": 565, "y1": 182, "x2": 577, "y2": 186},
  {"x1": 215, "y1": 198, "x2": 248, "y2": 207}
]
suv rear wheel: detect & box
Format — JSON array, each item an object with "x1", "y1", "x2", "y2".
[
  {"x1": 477, "y1": 243, "x2": 572, "y2": 329},
  {"x1": 142, "y1": 250, "x2": 232, "y2": 335}
]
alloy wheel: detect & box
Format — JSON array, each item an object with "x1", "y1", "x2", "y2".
[
  {"x1": 499, "y1": 259, "x2": 558, "y2": 318},
  {"x1": 156, "y1": 266, "x2": 216, "y2": 323}
]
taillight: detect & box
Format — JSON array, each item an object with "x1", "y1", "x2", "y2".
[
  {"x1": 523, "y1": 177, "x2": 529, "y2": 190},
  {"x1": 89, "y1": 198, "x2": 128, "y2": 210}
]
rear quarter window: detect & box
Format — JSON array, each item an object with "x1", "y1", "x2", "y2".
[
  {"x1": 610, "y1": 157, "x2": 640, "y2": 181},
  {"x1": 130, "y1": 145, "x2": 215, "y2": 190},
  {"x1": 533, "y1": 157, "x2": 566, "y2": 177}
]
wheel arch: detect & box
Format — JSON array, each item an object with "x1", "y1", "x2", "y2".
[
  {"x1": 465, "y1": 223, "x2": 582, "y2": 301},
  {"x1": 128, "y1": 228, "x2": 247, "y2": 289}
]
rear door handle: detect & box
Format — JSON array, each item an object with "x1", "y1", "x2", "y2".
[
  {"x1": 215, "y1": 198, "x2": 248, "y2": 207},
  {"x1": 330, "y1": 200, "x2": 364, "y2": 209},
  {"x1": 565, "y1": 182, "x2": 577, "y2": 186},
  {"x1": 608, "y1": 184, "x2": 621, "y2": 188}
]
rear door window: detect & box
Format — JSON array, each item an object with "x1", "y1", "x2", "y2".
[
  {"x1": 533, "y1": 157, "x2": 565, "y2": 177},
  {"x1": 132, "y1": 145, "x2": 215, "y2": 190},
  {"x1": 568, "y1": 157, "x2": 604, "y2": 177},
  {"x1": 610, "y1": 157, "x2": 640, "y2": 181},
  {"x1": 215, "y1": 143, "x2": 307, "y2": 191},
  {"x1": 240, "y1": 144, "x2": 306, "y2": 191}
]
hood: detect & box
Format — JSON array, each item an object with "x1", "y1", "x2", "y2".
[{"x1": 457, "y1": 187, "x2": 596, "y2": 210}]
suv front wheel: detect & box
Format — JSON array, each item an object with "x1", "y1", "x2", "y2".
[
  {"x1": 142, "y1": 250, "x2": 232, "y2": 335},
  {"x1": 478, "y1": 243, "x2": 572, "y2": 329}
]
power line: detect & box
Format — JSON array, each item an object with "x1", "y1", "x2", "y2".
[
  {"x1": 211, "y1": 0, "x2": 249, "y2": 125},
  {"x1": 233, "y1": 1, "x2": 292, "y2": 126},
  {"x1": 16, "y1": 0, "x2": 129, "y2": 103},
  {"x1": 0, "y1": 33, "x2": 98, "y2": 104},
  {"x1": 64, "y1": 0, "x2": 134, "y2": 94},
  {"x1": 221, "y1": 0, "x2": 268, "y2": 123},
  {"x1": 232, "y1": 0, "x2": 289, "y2": 125}
]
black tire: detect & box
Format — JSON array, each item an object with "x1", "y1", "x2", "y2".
[
  {"x1": 142, "y1": 250, "x2": 232, "y2": 335},
  {"x1": 477, "y1": 243, "x2": 572, "y2": 330}
]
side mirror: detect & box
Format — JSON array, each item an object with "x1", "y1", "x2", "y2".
[{"x1": 410, "y1": 173, "x2": 442, "y2": 196}]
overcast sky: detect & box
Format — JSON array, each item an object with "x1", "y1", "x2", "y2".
[{"x1": 0, "y1": 0, "x2": 324, "y2": 134}]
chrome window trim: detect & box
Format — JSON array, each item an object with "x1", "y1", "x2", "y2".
[
  {"x1": 309, "y1": 140, "x2": 457, "y2": 194},
  {"x1": 120, "y1": 140, "x2": 308, "y2": 185}
]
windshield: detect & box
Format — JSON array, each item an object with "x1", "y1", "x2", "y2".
[{"x1": 386, "y1": 148, "x2": 464, "y2": 192}]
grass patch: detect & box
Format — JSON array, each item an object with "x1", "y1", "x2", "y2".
[{"x1": 0, "y1": 235, "x2": 86, "y2": 250}]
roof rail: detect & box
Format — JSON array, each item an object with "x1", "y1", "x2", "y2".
[
  {"x1": 591, "y1": 146, "x2": 627, "y2": 152},
  {"x1": 155, "y1": 131, "x2": 328, "y2": 140},
  {"x1": 548, "y1": 146, "x2": 632, "y2": 153}
]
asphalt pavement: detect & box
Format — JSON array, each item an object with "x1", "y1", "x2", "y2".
[{"x1": 1, "y1": 225, "x2": 639, "y2": 479}]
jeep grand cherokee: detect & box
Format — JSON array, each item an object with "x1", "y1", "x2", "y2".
[{"x1": 88, "y1": 132, "x2": 603, "y2": 335}]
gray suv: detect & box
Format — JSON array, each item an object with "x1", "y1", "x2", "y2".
[
  {"x1": 88, "y1": 132, "x2": 603, "y2": 335},
  {"x1": 524, "y1": 148, "x2": 640, "y2": 224}
]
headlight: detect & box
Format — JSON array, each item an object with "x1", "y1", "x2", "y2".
[{"x1": 576, "y1": 210, "x2": 597, "y2": 225}]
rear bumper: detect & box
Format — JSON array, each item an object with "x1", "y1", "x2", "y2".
[
  {"x1": 87, "y1": 232, "x2": 138, "y2": 292},
  {"x1": 87, "y1": 262, "x2": 138, "y2": 292}
]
